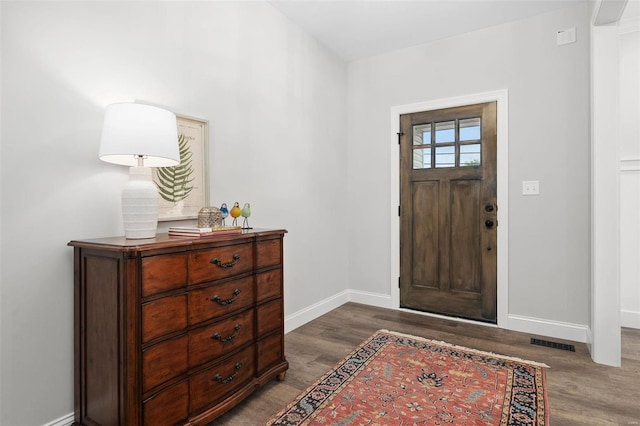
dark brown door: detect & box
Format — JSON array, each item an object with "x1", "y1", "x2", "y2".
[{"x1": 400, "y1": 102, "x2": 497, "y2": 323}]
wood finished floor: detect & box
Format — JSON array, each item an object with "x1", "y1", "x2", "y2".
[{"x1": 213, "y1": 302, "x2": 640, "y2": 425}]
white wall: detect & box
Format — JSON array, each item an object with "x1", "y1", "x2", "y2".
[
  {"x1": 347, "y1": 4, "x2": 592, "y2": 328},
  {"x1": 619, "y1": 10, "x2": 640, "y2": 329},
  {"x1": 0, "y1": 2, "x2": 348, "y2": 425}
]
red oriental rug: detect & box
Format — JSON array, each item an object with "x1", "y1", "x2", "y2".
[{"x1": 267, "y1": 330, "x2": 549, "y2": 426}]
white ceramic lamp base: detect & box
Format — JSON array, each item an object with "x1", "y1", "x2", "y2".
[{"x1": 121, "y1": 166, "x2": 159, "y2": 239}]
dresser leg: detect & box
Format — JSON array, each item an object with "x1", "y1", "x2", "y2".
[{"x1": 277, "y1": 372, "x2": 286, "y2": 381}]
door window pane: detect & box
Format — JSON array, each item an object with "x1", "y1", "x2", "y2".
[
  {"x1": 460, "y1": 118, "x2": 481, "y2": 141},
  {"x1": 411, "y1": 117, "x2": 483, "y2": 170},
  {"x1": 460, "y1": 144, "x2": 481, "y2": 166},
  {"x1": 435, "y1": 146, "x2": 455, "y2": 168},
  {"x1": 413, "y1": 124, "x2": 431, "y2": 145},
  {"x1": 435, "y1": 121, "x2": 455, "y2": 143},
  {"x1": 413, "y1": 148, "x2": 432, "y2": 169}
]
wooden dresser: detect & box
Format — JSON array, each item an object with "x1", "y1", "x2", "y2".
[{"x1": 69, "y1": 229, "x2": 287, "y2": 426}]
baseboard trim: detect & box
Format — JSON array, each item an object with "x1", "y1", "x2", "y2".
[
  {"x1": 347, "y1": 289, "x2": 392, "y2": 308},
  {"x1": 285, "y1": 290, "x2": 591, "y2": 344},
  {"x1": 43, "y1": 413, "x2": 74, "y2": 426},
  {"x1": 585, "y1": 326, "x2": 593, "y2": 354},
  {"x1": 284, "y1": 290, "x2": 393, "y2": 333},
  {"x1": 284, "y1": 290, "x2": 349, "y2": 333},
  {"x1": 621, "y1": 309, "x2": 640, "y2": 329},
  {"x1": 507, "y1": 314, "x2": 588, "y2": 343}
]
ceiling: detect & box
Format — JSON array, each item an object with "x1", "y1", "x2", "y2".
[{"x1": 268, "y1": 0, "x2": 590, "y2": 61}]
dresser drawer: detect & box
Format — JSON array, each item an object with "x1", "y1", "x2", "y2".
[
  {"x1": 256, "y1": 298, "x2": 283, "y2": 336},
  {"x1": 142, "y1": 253, "x2": 187, "y2": 297},
  {"x1": 188, "y1": 242, "x2": 254, "y2": 284},
  {"x1": 142, "y1": 294, "x2": 187, "y2": 343},
  {"x1": 188, "y1": 276, "x2": 253, "y2": 325},
  {"x1": 189, "y1": 310, "x2": 254, "y2": 368},
  {"x1": 189, "y1": 345, "x2": 255, "y2": 414},
  {"x1": 256, "y1": 238, "x2": 281, "y2": 269},
  {"x1": 143, "y1": 380, "x2": 188, "y2": 426},
  {"x1": 142, "y1": 335, "x2": 188, "y2": 392},
  {"x1": 256, "y1": 269, "x2": 282, "y2": 302}
]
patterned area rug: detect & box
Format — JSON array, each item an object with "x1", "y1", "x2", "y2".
[{"x1": 267, "y1": 330, "x2": 549, "y2": 425}]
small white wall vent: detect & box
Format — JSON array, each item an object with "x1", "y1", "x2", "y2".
[{"x1": 557, "y1": 27, "x2": 577, "y2": 46}]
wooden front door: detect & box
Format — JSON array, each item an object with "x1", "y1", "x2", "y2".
[{"x1": 399, "y1": 102, "x2": 497, "y2": 323}]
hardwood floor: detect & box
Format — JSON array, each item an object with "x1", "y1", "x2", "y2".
[{"x1": 213, "y1": 302, "x2": 640, "y2": 425}]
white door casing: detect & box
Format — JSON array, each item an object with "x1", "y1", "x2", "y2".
[{"x1": 390, "y1": 89, "x2": 509, "y2": 328}]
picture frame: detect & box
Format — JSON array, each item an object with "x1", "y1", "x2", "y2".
[{"x1": 155, "y1": 113, "x2": 210, "y2": 221}]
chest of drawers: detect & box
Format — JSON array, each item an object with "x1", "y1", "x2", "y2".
[{"x1": 69, "y1": 229, "x2": 287, "y2": 426}]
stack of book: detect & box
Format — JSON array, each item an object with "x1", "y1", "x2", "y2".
[{"x1": 168, "y1": 226, "x2": 243, "y2": 237}]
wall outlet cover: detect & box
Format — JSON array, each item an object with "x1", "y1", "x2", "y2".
[{"x1": 522, "y1": 180, "x2": 540, "y2": 195}]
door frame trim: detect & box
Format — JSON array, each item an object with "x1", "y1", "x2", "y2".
[{"x1": 390, "y1": 89, "x2": 509, "y2": 327}]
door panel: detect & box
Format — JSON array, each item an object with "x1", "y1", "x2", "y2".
[
  {"x1": 411, "y1": 181, "x2": 439, "y2": 289},
  {"x1": 400, "y1": 102, "x2": 497, "y2": 323},
  {"x1": 449, "y1": 179, "x2": 481, "y2": 293}
]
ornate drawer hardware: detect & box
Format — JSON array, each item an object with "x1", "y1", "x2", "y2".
[
  {"x1": 210, "y1": 253, "x2": 241, "y2": 269},
  {"x1": 211, "y1": 324, "x2": 242, "y2": 343},
  {"x1": 211, "y1": 289, "x2": 241, "y2": 306},
  {"x1": 212, "y1": 362, "x2": 242, "y2": 384}
]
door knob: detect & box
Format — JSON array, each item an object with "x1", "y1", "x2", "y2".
[
  {"x1": 485, "y1": 219, "x2": 495, "y2": 229},
  {"x1": 484, "y1": 203, "x2": 496, "y2": 213}
]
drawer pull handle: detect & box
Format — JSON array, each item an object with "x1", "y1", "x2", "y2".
[
  {"x1": 211, "y1": 288, "x2": 241, "y2": 306},
  {"x1": 212, "y1": 324, "x2": 242, "y2": 342},
  {"x1": 210, "y1": 253, "x2": 241, "y2": 269},
  {"x1": 212, "y1": 362, "x2": 243, "y2": 384}
]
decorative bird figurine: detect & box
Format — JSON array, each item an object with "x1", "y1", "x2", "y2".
[
  {"x1": 241, "y1": 203, "x2": 252, "y2": 229},
  {"x1": 230, "y1": 202, "x2": 241, "y2": 226},
  {"x1": 220, "y1": 203, "x2": 229, "y2": 226}
]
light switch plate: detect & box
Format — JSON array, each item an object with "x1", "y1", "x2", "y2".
[{"x1": 522, "y1": 180, "x2": 540, "y2": 195}]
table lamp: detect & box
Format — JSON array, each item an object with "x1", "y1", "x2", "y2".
[{"x1": 99, "y1": 102, "x2": 180, "y2": 239}]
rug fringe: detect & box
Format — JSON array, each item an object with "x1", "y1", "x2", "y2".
[{"x1": 378, "y1": 329, "x2": 551, "y2": 368}]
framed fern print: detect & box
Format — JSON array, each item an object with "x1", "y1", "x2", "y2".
[{"x1": 155, "y1": 114, "x2": 209, "y2": 221}]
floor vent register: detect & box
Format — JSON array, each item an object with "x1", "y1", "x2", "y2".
[{"x1": 530, "y1": 338, "x2": 575, "y2": 352}]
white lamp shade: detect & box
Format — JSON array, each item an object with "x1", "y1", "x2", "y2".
[{"x1": 99, "y1": 103, "x2": 180, "y2": 167}]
